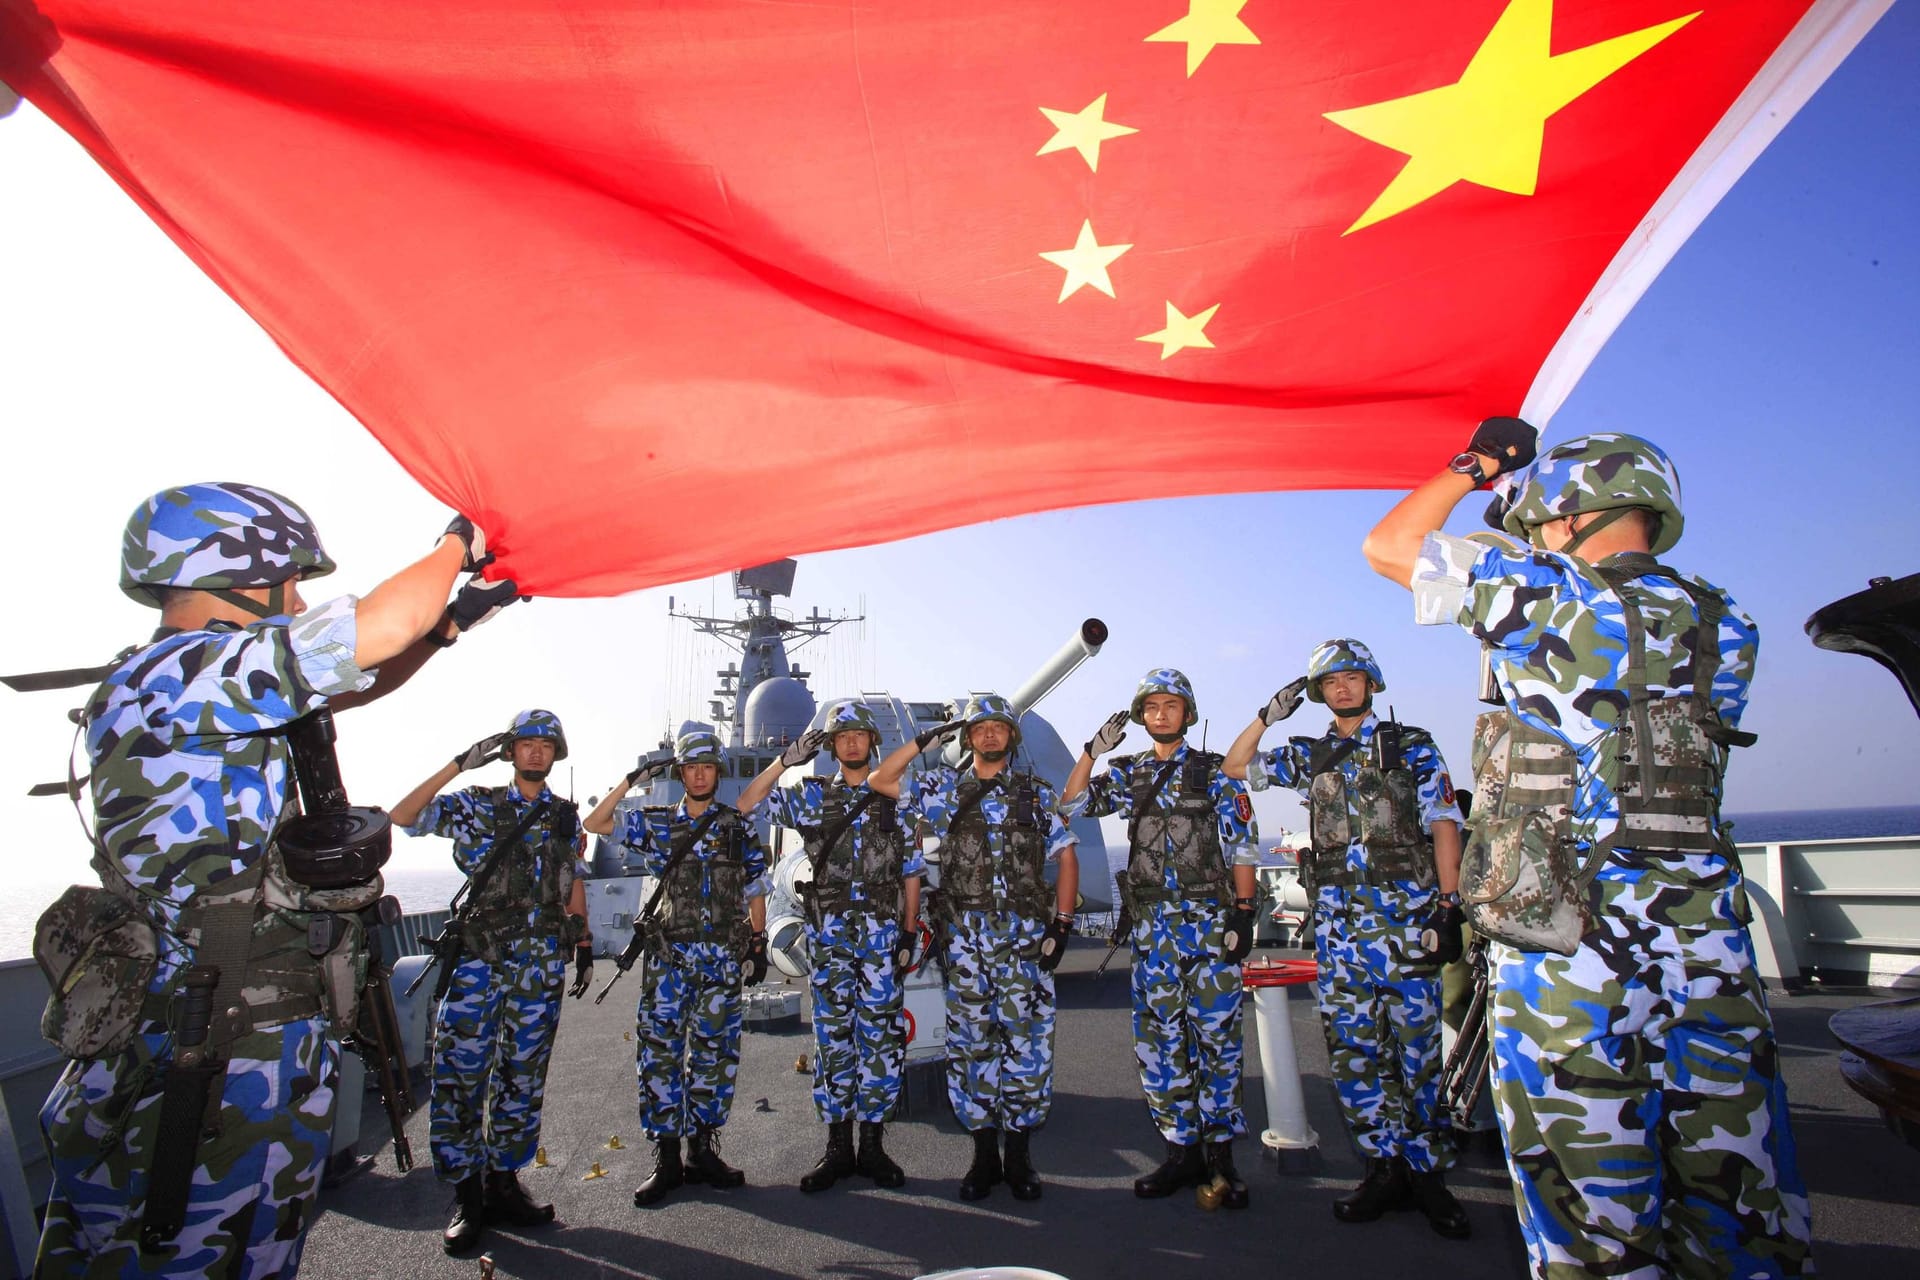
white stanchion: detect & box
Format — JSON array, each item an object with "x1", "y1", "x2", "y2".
[{"x1": 1252, "y1": 983, "x2": 1319, "y2": 1151}]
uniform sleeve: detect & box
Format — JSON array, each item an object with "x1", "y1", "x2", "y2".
[
  {"x1": 1035, "y1": 779, "x2": 1078, "y2": 861},
  {"x1": 765, "y1": 778, "x2": 813, "y2": 831},
  {"x1": 1702, "y1": 579, "x2": 1760, "y2": 727},
  {"x1": 613, "y1": 807, "x2": 662, "y2": 868},
  {"x1": 741, "y1": 825, "x2": 771, "y2": 900},
  {"x1": 401, "y1": 787, "x2": 485, "y2": 847},
  {"x1": 1406, "y1": 738, "x2": 1465, "y2": 830},
  {"x1": 1247, "y1": 739, "x2": 1310, "y2": 793},
  {"x1": 1411, "y1": 532, "x2": 1483, "y2": 627},
  {"x1": 161, "y1": 595, "x2": 374, "y2": 738},
  {"x1": 1064, "y1": 759, "x2": 1131, "y2": 820},
  {"x1": 283, "y1": 594, "x2": 376, "y2": 698},
  {"x1": 1212, "y1": 771, "x2": 1260, "y2": 866},
  {"x1": 909, "y1": 765, "x2": 958, "y2": 831}
]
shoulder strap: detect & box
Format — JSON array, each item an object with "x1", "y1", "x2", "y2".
[
  {"x1": 452, "y1": 790, "x2": 551, "y2": 909},
  {"x1": 1125, "y1": 758, "x2": 1181, "y2": 848},
  {"x1": 944, "y1": 772, "x2": 1005, "y2": 836},
  {"x1": 809, "y1": 789, "x2": 876, "y2": 879},
  {"x1": 640, "y1": 805, "x2": 729, "y2": 923}
]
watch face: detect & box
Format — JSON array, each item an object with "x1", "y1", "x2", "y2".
[{"x1": 1449, "y1": 452, "x2": 1480, "y2": 474}]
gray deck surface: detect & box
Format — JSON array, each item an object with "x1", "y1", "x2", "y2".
[{"x1": 297, "y1": 943, "x2": 1920, "y2": 1279}]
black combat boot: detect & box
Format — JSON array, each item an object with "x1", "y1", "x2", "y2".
[
  {"x1": 442, "y1": 1173, "x2": 487, "y2": 1255},
  {"x1": 684, "y1": 1125, "x2": 746, "y2": 1189},
  {"x1": 1203, "y1": 1139, "x2": 1249, "y2": 1210},
  {"x1": 857, "y1": 1120, "x2": 906, "y2": 1189},
  {"x1": 957, "y1": 1128, "x2": 1002, "y2": 1201},
  {"x1": 633, "y1": 1136, "x2": 684, "y2": 1207},
  {"x1": 1002, "y1": 1129, "x2": 1042, "y2": 1202},
  {"x1": 483, "y1": 1167, "x2": 556, "y2": 1227},
  {"x1": 1332, "y1": 1155, "x2": 1412, "y2": 1222},
  {"x1": 1407, "y1": 1165, "x2": 1472, "y2": 1239},
  {"x1": 800, "y1": 1119, "x2": 857, "y2": 1193},
  {"x1": 1133, "y1": 1139, "x2": 1207, "y2": 1199}
]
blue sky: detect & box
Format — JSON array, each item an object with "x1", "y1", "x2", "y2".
[{"x1": 0, "y1": 4, "x2": 1915, "y2": 892}]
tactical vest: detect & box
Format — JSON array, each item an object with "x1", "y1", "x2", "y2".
[
  {"x1": 1121, "y1": 751, "x2": 1233, "y2": 908},
  {"x1": 803, "y1": 783, "x2": 906, "y2": 920},
  {"x1": 654, "y1": 806, "x2": 752, "y2": 945},
  {"x1": 1304, "y1": 723, "x2": 1436, "y2": 890},
  {"x1": 462, "y1": 788, "x2": 580, "y2": 962},
  {"x1": 943, "y1": 771, "x2": 1052, "y2": 921}
]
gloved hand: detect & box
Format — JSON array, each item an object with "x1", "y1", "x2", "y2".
[
  {"x1": 453, "y1": 731, "x2": 511, "y2": 772},
  {"x1": 1107, "y1": 905, "x2": 1133, "y2": 950},
  {"x1": 1418, "y1": 900, "x2": 1467, "y2": 967},
  {"x1": 1465, "y1": 416, "x2": 1537, "y2": 478},
  {"x1": 742, "y1": 931, "x2": 769, "y2": 986},
  {"x1": 446, "y1": 572, "x2": 526, "y2": 633},
  {"x1": 1258, "y1": 677, "x2": 1309, "y2": 727},
  {"x1": 443, "y1": 514, "x2": 491, "y2": 573},
  {"x1": 625, "y1": 752, "x2": 673, "y2": 788},
  {"x1": 781, "y1": 728, "x2": 829, "y2": 769},
  {"x1": 1084, "y1": 710, "x2": 1129, "y2": 758},
  {"x1": 893, "y1": 928, "x2": 918, "y2": 975},
  {"x1": 915, "y1": 719, "x2": 965, "y2": 751},
  {"x1": 1037, "y1": 914, "x2": 1072, "y2": 973},
  {"x1": 1221, "y1": 900, "x2": 1256, "y2": 964},
  {"x1": 567, "y1": 942, "x2": 594, "y2": 998}
]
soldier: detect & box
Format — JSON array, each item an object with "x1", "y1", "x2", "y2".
[
  {"x1": 869, "y1": 694, "x2": 1080, "y2": 1201},
  {"x1": 1060, "y1": 669, "x2": 1258, "y2": 1208},
  {"x1": 584, "y1": 729, "x2": 770, "y2": 1208},
  {"x1": 391, "y1": 708, "x2": 588, "y2": 1255},
  {"x1": 35, "y1": 483, "x2": 508, "y2": 1278},
  {"x1": 738, "y1": 700, "x2": 924, "y2": 1191},
  {"x1": 1363, "y1": 421, "x2": 1812, "y2": 1276},
  {"x1": 1222, "y1": 641, "x2": 1470, "y2": 1237}
]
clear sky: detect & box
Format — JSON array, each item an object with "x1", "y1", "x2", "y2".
[{"x1": 2, "y1": 6, "x2": 1916, "y2": 891}]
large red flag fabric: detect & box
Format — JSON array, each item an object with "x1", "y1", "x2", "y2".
[{"x1": 1, "y1": 1, "x2": 1888, "y2": 595}]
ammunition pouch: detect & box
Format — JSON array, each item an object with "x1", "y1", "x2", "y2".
[
  {"x1": 1613, "y1": 696, "x2": 1729, "y2": 854},
  {"x1": 33, "y1": 882, "x2": 161, "y2": 1061},
  {"x1": 1459, "y1": 711, "x2": 1595, "y2": 955}
]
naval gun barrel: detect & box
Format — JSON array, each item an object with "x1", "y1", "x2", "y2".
[{"x1": 1009, "y1": 618, "x2": 1108, "y2": 716}]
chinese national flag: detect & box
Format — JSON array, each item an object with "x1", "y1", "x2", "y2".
[{"x1": 0, "y1": 1, "x2": 1887, "y2": 594}]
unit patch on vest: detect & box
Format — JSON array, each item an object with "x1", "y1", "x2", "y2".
[{"x1": 1233, "y1": 793, "x2": 1252, "y2": 824}]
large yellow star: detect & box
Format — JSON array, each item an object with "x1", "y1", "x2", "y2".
[
  {"x1": 1039, "y1": 220, "x2": 1133, "y2": 302},
  {"x1": 1145, "y1": 0, "x2": 1260, "y2": 78},
  {"x1": 1323, "y1": 0, "x2": 1699, "y2": 234},
  {"x1": 1139, "y1": 302, "x2": 1221, "y2": 359},
  {"x1": 1038, "y1": 94, "x2": 1139, "y2": 173}
]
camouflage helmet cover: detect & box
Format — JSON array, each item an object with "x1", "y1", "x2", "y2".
[
  {"x1": 822, "y1": 699, "x2": 880, "y2": 761},
  {"x1": 507, "y1": 708, "x2": 569, "y2": 760},
  {"x1": 1129, "y1": 668, "x2": 1197, "y2": 727},
  {"x1": 120, "y1": 481, "x2": 336, "y2": 605},
  {"x1": 1501, "y1": 432, "x2": 1685, "y2": 555},
  {"x1": 1306, "y1": 639, "x2": 1384, "y2": 703},
  {"x1": 674, "y1": 728, "x2": 725, "y2": 769},
  {"x1": 963, "y1": 693, "x2": 1022, "y2": 747}
]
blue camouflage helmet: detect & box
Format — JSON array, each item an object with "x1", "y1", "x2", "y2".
[
  {"x1": 119, "y1": 482, "x2": 336, "y2": 605},
  {"x1": 963, "y1": 693, "x2": 1022, "y2": 748},
  {"x1": 1129, "y1": 668, "x2": 1197, "y2": 727},
  {"x1": 1501, "y1": 432, "x2": 1686, "y2": 555},
  {"x1": 1306, "y1": 639, "x2": 1384, "y2": 703},
  {"x1": 822, "y1": 700, "x2": 880, "y2": 761},
  {"x1": 507, "y1": 709, "x2": 568, "y2": 760},
  {"x1": 674, "y1": 728, "x2": 725, "y2": 769}
]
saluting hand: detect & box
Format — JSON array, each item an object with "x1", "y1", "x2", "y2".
[
  {"x1": 1258, "y1": 677, "x2": 1309, "y2": 727},
  {"x1": 1085, "y1": 710, "x2": 1129, "y2": 758},
  {"x1": 453, "y1": 731, "x2": 511, "y2": 772}
]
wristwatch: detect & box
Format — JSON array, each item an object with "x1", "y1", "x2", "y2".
[{"x1": 1448, "y1": 452, "x2": 1488, "y2": 485}]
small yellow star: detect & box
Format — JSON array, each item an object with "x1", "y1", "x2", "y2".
[
  {"x1": 1037, "y1": 94, "x2": 1139, "y2": 173},
  {"x1": 1145, "y1": 0, "x2": 1260, "y2": 78},
  {"x1": 1139, "y1": 302, "x2": 1221, "y2": 359},
  {"x1": 1324, "y1": 0, "x2": 1699, "y2": 234},
  {"x1": 1039, "y1": 220, "x2": 1133, "y2": 302}
]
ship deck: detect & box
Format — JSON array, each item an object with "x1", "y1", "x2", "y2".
[{"x1": 296, "y1": 941, "x2": 1920, "y2": 1280}]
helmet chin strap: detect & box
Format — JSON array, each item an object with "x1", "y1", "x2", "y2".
[
  {"x1": 1148, "y1": 730, "x2": 1184, "y2": 745},
  {"x1": 1329, "y1": 694, "x2": 1373, "y2": 719},
  {"x1": 977, "y1": 748, "x2": 1010, "y2": 762},
  {"x1": 209, "y1": 581, "x2": 288, "y2": 619},
  {"x1": 1535, "y1": 506, "x2": 1630, "y2": 557},
  {"x1": 685, "y1": 786, "x2": 717, "y2": 802},
  {"x1": 518, "y1": 768, "x2": 549, "y2": 783}
]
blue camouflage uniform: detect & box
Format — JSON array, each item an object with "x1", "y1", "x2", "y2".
[
  {"x1": 1249, "y1": 712, "x2": 1463, "y2": 1172},
  {"x1": 910, "y1": 765, "x2": 1077, "y2": 1131},
  {"x1": 403, "y1": 784, "x2": 578, "y2": 1182},
  {"x1": 766, "y1": 776, "x2": 924, "y2": 1123},
  {"x1": 1414, "y1": 530, "x2": 1812, "y2": 1278},
  {"x1": 37, "y1": 596, "x2": 372, "y2": 1279},
  {"x1": 610, "y1": 803, "x2": 769, "y2": 1138},
  {"x1": 1064, "y1": 746, "x2": 1258, "y2": 1144}
]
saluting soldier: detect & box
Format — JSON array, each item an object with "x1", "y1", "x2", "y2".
[
  {"x1": 585, "y1": 728, "x2": 770, "y2": 1207},
  {"x1": 1223, "y1": 641, "x2": 1470, "y2": 1238},
  {"x1": 1060, "y1": 669, "x2": 1258, "y2": 1208}
]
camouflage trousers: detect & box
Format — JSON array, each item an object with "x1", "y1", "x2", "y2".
[
  {"x1": 36, "y1": 1016, "x2": 336, "y2": 1279},
  {"x1": 1130, "y1": 899, "x2": 1245, "y2": 1144},
  {"x1": 808, "y1": 912, "x2": 906, "y2": 1123},
  {"x1": 1311, "y1": 884, "x2": 1450, "y2": 1172},
  {"x1": 429, "y1": 934, "x2": 567, "y2": 1180},
  {"x1": 1490, "y1": 853, "x2": 1813, "y2": 1279},
  {"x1": 943, "y1": 910, "x2": 1056, "y2": 1132},
  {"x1": 636, "y1": 941, "x2": 744, "y2": 1137}
]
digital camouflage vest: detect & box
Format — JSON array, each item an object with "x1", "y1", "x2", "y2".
[
  {"x1": 1121, "y1": 751, "x2": 1232, "y2": 908},
  {"x1": 654, "y1": 805, "x2": 752, "y2": 946},
  {"x1": 943, "y1": 771, "x2": 1052, "y2": 921},
  {"x1": 804, "y1": 783, "x2": 906, "y2": 920},
  {"x1": 462, "y1": 789, "x2": 581, "y2": 962},
  {"x1": 1305, "y1": 723, "x2": 1435, "y2": 889}
]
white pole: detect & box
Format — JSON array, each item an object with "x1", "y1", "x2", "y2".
[{"x1": 1253, "y1": 984, "x2": 1319, "y2": 1151}]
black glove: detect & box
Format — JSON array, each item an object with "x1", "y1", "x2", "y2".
[
  {"x1": 453, "y1": 731, "x2": 511, "y2": 772},
  {"x1": 567, "y1": 942, "x2": 594, "y2": 998},
  {"x1": 1258, "y1": 677, "x2": 1309, "y2": 727},
  {"x1": 1084, "y1": 709, "x2": 1129, "y2": 758},
  {"x1": 1107, "y1": 905, "x2": 1133, "y2": 949},
  {"x1": 915, "y1": 719, "x2": 965, "y2": 751},
  {"x1": 1465, "y1": 416, "x2": 1537, "y2": 477},
  {"x1": 781, "y1": 728, "x2": 829, "y2": 769},
  {"x1": 742, "y1": 931, "x2": 769, "y2": 986},
  {"x1": 1037, "y1": 914, "x2": 1072, "y2": 973},
  {"x1": 1419, "y1": 901, "x2": 1467, "y2": 967},
  {"x1": 1221, "y1": 901, "x2": 1255, "y2": 964},
  {"x1": 893, "y1": 929, "x2": 918, "y2": 975},
  {"x1": 446, "y1": 572, "x2": 526, "y2": 633},
  {"x1": 625, "y1": 752, "x2": 673, "y2": 787},
  {"x1": 443, "y1": 514, "x2": 491, "y2": 573}
]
